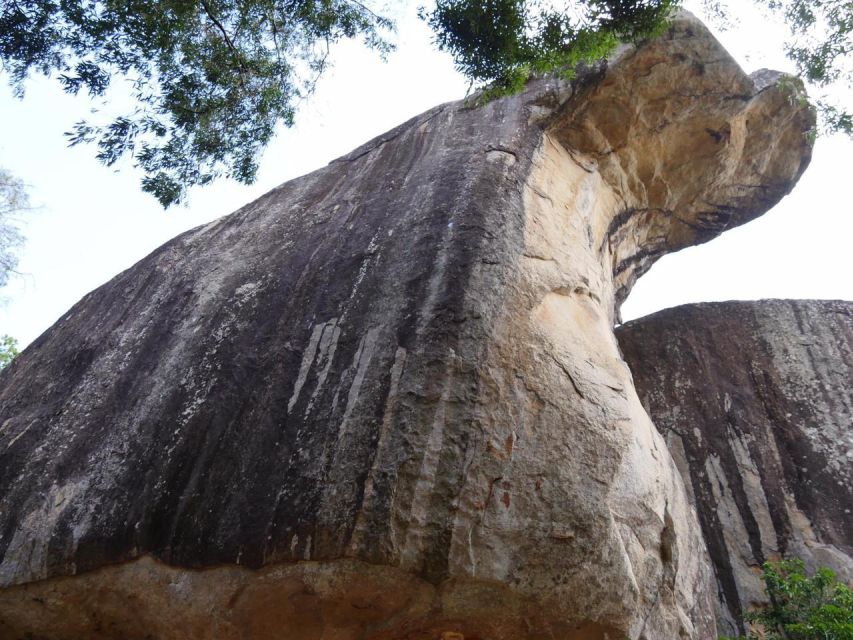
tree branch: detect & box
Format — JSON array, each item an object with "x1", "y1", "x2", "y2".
[
  {"x1": 343, "y1": 0, "x2": 387, "y2": 24},
  {"x1": 200, "y1": 0, "x2": 238, "y2": 54},
  {"x1": 199, "y1": 0, "x2": 250, "y2": 89}
]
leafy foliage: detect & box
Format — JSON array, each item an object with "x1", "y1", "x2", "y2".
[
  {"x1": 0, "y1": 167, "x2": 28, "y2": 288},
  {"x1": 723, "y1": 559, "x2": 853, "y2": 640},
  {"x1": 703, "y1": 0, "x2": 852, "y2": 136},
  {"x1": 768, "y1": 0, "x2": 852, "y2": 136},
  {"x1": 0, "y1": 334, "x2": 18, "y2": 370},
  {"x1": 0, "y1": 0, "x2": 393, "y2": 207},
  {"x1": 423, "y1": 0, "x2": 677, "y2": 98}
]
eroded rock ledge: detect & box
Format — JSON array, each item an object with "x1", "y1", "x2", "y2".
[
  {"x1": 617, "y1": 300, "x2": 853, "y2": 636},
  {"x1": 0, "y1": 13, "x2": 813, "y2": 640}
]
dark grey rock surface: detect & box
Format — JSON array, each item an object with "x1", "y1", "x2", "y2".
[{"x1": 617, "y1": 300, "x2": 853, "y2": 635}]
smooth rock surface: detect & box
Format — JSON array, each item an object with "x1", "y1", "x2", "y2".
[
  {"x1": 617, "y1": 300, "x2": 853, "y2": 636},
  {"x1": 0, "y1": 14, "x2": 814, "y2": 639}
]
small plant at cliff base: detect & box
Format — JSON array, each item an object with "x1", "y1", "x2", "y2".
[
  {"x1": 0, "y1": 334, "x2": 19, "y2": 370},
  {"x1": 723, "y1": 559, "x2": 853, "y2": 640}
]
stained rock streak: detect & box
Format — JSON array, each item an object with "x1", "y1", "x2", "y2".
[{"x1": 0, "y1": 13, "x2": 814, "y2": 640}]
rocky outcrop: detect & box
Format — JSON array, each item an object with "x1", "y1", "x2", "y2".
[
  {"x1": 0, "y1": 14, "x2": 814, "y2": 640},
  {"x1": 616, "y1": 300, "x2": 853, "y2": 636}
]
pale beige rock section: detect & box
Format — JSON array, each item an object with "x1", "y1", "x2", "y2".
[
  {"x1": 438, "y1": 134, "x2": 717, "y2": 637},
  {"x1": 551, "y1": 33, "x2": 813, "y2": 307}
]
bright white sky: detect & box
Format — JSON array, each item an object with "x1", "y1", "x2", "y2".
[{"x1": 0, "y1": 2, "x2": 850, "y2": 348}]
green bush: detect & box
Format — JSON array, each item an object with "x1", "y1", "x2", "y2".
[
  {"x1": 0, "y1": 334, "x2": 18, "y2": 370},
  {"x1": 724, "y1": 559, "x2": 853, "y2": 640}
]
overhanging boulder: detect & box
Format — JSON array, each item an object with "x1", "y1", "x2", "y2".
[{"x1": 0, "y1": 13, "x2": 814, "y2": 639}]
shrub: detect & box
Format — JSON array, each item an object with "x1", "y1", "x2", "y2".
[{"x1": 724, "y1": 559, "x2": 853, "y2": 640}]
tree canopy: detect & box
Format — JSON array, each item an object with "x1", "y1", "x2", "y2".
[
  {"x1": 0, "y1": 167, "x2": 27, "y2": 288},
  {"x1": 1, "y1": 0, "x2": 394, "y2": 206},
  {"x1": 424, "y1": 0, "x2": 677, "y2": 97},
  {"x1": 1, "y1": 0, "x2": 850, "y2": 206},
  {"x1": 0, "y1": 334, "x2": 18, "y2": 370}
]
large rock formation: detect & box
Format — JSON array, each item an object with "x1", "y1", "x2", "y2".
[
  {"x1": 617, "y1": 300, "x2": 853, "y2": 636},
  {"x1": 0, "y1": 14, "x2": 814, "y2": 640}
]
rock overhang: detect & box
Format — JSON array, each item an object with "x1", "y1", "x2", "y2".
[
  {"x1": 535, "y1": 12, "x2": 815, "y2": 307},
  {"x1": 0, "y1": 11, "x2": 820, "y2": 640}
]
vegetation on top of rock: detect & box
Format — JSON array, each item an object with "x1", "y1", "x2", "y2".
[
  {"x1": 0, "y1": 1, "x2": 849, "y2": 206},
  {"x1": 422, "y1": 0, "x2": 676, "y2": 101},
  {"x1": 710, "y1": 0, "x2": 852, "y2": 137},
  {"x1": 724, "y1": 559, "x2": 853, "y2": 640}
]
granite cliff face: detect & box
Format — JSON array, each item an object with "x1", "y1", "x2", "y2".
[
  {"x1": 0, "y1": 14, "x2": 814, "y2": 640},
  {"x1": 617, "y1": 300, "x2": 853, "y2": 636}
]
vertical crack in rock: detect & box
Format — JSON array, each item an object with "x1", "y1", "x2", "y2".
[{"x1": 0, "y1": 12, "x2": 815, "y2": 640}]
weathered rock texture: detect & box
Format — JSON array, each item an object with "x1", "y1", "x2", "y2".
[
  {"x1": 617, "y1": 300, "x2": 853, "y2": 636},
  {"x1": 0, "y1": 14, "x2": 814, "y2": 640}
]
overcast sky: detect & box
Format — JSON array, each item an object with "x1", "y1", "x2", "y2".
[{"x1": 1, "y1": 2, "x2": 850, "y2": 349}]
